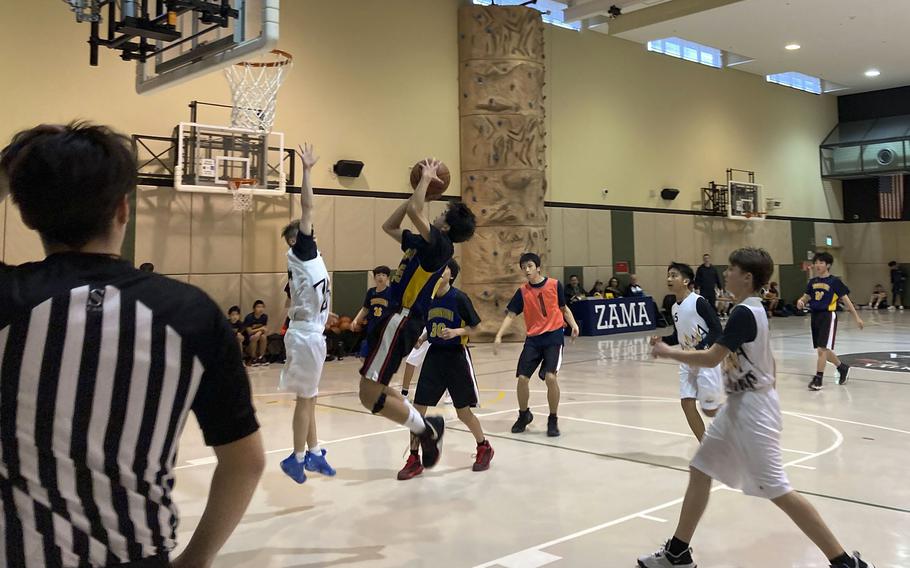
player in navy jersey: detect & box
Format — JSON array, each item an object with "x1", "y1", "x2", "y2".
[
  {"x1": 796, "y1": 252, "x2": 863, "y2": 391},
  {"x1": 357, "y1": 159, "x2": 476, "y2": 472},
  {"x1": 396, "y1": 259, "x2": 493, "y2": 479},
  {"x1": 352, "y1": 265, "x2": 392, "y2": 357}
]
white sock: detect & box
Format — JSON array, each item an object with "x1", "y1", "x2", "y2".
[
  {"x1": 403, "y1": 401, "x2": 427, "y2": 435},
  {"x1": 295, "y1": 451, "x2": 306, "y2": 462},
  {"x1": 308, "y1": 445, "x2": 322, "y2": 455}
]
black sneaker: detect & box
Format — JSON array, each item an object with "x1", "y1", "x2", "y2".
[
  {"x1": 547, "y1": 415, "x2": 560, "y2": 437},
  {"x1": 418, "y1": 416, "x2": 445, "y2": 469},
  {"x1": 830, "y1": 551, "x2": 874, "y2": 568},
  {"x1": 809, "y1": 376, "x2": 823, "y2": 391},
  {"x1": 836, "y1": 363, "x2": 850, "y2": 385},
  {"x1": 510, "y1": 409, "x2": 533, "y2": 433}
]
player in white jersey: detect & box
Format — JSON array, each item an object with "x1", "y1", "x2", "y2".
[
  {"x1": 652, "y1": 262, "x2": 723, "y2": 441},
  {"x1": 639, "y1": 248, "x2": 874, "y2": 568},
  {"x1": 278, "y1": 143, "x2": 336, "y2": 484}
]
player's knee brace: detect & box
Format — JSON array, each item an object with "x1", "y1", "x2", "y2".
[{"x1": 371, "y1": 392, "x2": 387, "y2": 414}]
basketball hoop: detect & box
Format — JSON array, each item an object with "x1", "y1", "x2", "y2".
[
  {"x1": 227, "y1": 178, "x2": 256, "y2": 212},
  {"x1": 224, "y1": 49, "x2": 293, "y2": 132}
]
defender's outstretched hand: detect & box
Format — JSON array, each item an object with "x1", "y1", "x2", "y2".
[{"x1": 299, "y1": 143, "x2": 319, "y2": 171}]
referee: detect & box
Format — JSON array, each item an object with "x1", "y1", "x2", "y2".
[
  {"x1": 0, "y1": 123, "x2": 265, "y2": 567},
  {"x1": 694, "y1": 253, "x2": 722, "y2": 313}
]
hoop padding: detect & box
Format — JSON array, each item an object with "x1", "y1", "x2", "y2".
[
  {"x1": 224, "y1": 49, "x2": 293, "y2": 132},
  {"x1": 228, "y1": 178, "x2": 256, "y2": 212}
]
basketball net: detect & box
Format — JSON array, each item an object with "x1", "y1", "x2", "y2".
[
  {"x1": 224, "y1": 49, "x2": 293, "y2": 132},
  {"x1": 227, "y1": 178, "x2": 255, "y2": 212}
]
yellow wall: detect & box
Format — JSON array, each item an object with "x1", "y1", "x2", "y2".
[
  {"x1": 546, "y1": 25, "x2": 842, "y2": 218},
  {"x1": 0, "y1": 0, "x2": 870, "y2": 318}
]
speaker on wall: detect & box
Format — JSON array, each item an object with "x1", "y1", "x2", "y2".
[
  {"x1": 660, "y1": 187, "x2": 680, "y2": 200},
  {"x1": 333, "y1": 160, "x2": 364, "y2": 177}
]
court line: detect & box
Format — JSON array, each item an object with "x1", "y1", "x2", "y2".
[
  {"x1": 470, "y1": 413, "x2": 844, "y2": 568},
  {"x1": 638, "y1": 514, "x2": 668, "y2": 523},
  {"x1": 787, "y1": 412, "x2": 910, "y2": 436}
]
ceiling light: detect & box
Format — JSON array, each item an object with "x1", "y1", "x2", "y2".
[
  {"x1": 865, "y1": 69, "x2": 881, "y2": 77},
  {"x1": 785, "y1": 43, "x2": 801, "y2": 50}
]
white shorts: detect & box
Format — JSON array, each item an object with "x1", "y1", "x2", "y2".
[
  {"x1": 279, "y1": 329, "x2": 327, "y2": 398},
  {"x1": 679, "y1": 364, "x2": 723, "y2": 411},
  {"x1": 405, "y1": 340, "x2": 430, "y2": 368},
  {"x1": 690, "y1": 388, "x2": 792, "y2": 499}
]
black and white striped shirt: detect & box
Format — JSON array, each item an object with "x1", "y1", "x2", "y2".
[{"x1": 0, "y1": 253, "x2": 259, "y2": 567}]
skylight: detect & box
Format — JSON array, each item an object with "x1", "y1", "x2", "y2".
[
  {"x1": 471, "y1": 0, "x2": 581, "y2": 31},
  {"x1": 647, "y1": 37, "x2": 722, "y2": 69},
  {"x1": 766, "y1": 72, "x2": 822, "y2": 95}
]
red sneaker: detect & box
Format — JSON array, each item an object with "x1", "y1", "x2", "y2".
[
  {"x1": 397, "y1": 453, "x2": 424, "y2": 480},
  {"x1": 472, "y1": 440, "x2": 494, "y2": 472}
]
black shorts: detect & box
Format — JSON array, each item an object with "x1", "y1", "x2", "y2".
[
  {"x1": 810, "y1": 311, "x2": 838, "y2": 349},
  {"x1": 517, "y1": 341, "x2": 563, "y2": 380},
  {"x1": 359, "y1": 309, "x2": 425, "y2": 385},
  {"x1": 414, "y1": 345, "x2": 479, "y2": 408}
]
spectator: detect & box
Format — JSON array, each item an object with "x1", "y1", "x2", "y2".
[
  {"x1": 588, "y1": 280, "x2": 605, "y2": 298},
  {"x1": 244, "y1": 300, "x2": 269, "y2": 365},
  {"x1": 889, "y1": 260, "x2": 905, "y2": 310},
  {"x1": 762, "y1": 282, "x2": 780, "y2": 316},
  {"x1": 228, "y1": 305, "x2": 245, "y2": 352},
  {"x1": 565, "y1": 274, "x2": 587, "y2": 302},
  {"x1": 715, "y1": 288, "x2": 735, "y2": 318},
  {"x1": 605, "y1": 277, "x2": 623, "y2": 299},
  {"x1": 138, "y1": 261, "x2": 155, "y2": 272},
  {"x1": 868, "y1": 284, "x2": 888, "y2": 310},
  {"x1": 624, "y1": 274, "x2": 645, "y2": 297},
  {"x1": 695, "y1": 253, "x2": 722, "y2": 313}
]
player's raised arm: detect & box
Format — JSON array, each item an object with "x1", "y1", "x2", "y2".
[
  {"x1": 297, "y1": 143, "x2": 319, "y2": 236},
  {"x1": 406, "y1": 159, "x2": 441, "y2": 241}
]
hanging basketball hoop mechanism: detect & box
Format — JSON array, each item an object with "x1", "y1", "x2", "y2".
[{"x1": 223, "y1": 49, "x2": 292, "y2": 211}]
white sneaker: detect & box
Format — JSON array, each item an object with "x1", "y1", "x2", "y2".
[{"x1": 637, "y1": 541, "x2": 696, "y2": 568}]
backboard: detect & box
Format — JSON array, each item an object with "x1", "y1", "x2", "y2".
[
  {"x1": 175, "y1": 122, "x2": 286, "y2": 195},
  {"x1": 62, "y1": 0, "x2": 279, "y2": 94},
  {"x1": 728, "y1": 181, "x2": 764, "y2": 219},
  {"x1": 137, "y1": 0, "x2": 279, "y2": 94}
]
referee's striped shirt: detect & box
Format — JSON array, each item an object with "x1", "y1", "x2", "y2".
[{"x1": 0, "y1": 253, "x2": 259, "y2": 567}]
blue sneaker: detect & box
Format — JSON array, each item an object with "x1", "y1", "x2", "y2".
[
  {"x1": 280, "y1": 453, "x2": 307, "y2": 484},
  {"x1": 304, "y1": 449, "x2": 337, "y2": 476}
]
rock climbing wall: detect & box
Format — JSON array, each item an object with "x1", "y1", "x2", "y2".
[{"x1": 458, "y1": 4, "x2": 547, "y2": 340}]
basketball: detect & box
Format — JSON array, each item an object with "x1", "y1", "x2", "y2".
[{"x1": 409, "y1": 159, "x2": 450, "y2": 200}]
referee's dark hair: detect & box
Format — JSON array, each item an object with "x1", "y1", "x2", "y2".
[
  {"x1": 519, "y1": 252, "x2": 542, "y2": 269},
  {"x1": 729, "y1": 247, "x2": 773, "y2": 292},
  {"x1": 667, "y1": 261, "x2": 695, "y2": 285},
  {"x1": 0, "y1": 122, "x2": 137, "y2": 249},
  {"x1": 812, "y1": 251, "x2": 834, "y2": 266},
  {"x1": 446, "y1": 258, "x2": 460, "y2": 283}
]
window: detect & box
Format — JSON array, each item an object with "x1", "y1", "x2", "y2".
[
  {"x1": 647, "y1": 37, "x2": 722, "y2": 69},
  {"x1": 471, "y1": 0, "x2": 581, "y2": 31},
  {"x1": 766, "y1": 72, "x2": 822, "y2": 95}
]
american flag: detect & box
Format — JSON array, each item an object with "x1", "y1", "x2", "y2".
[{"x1": 879, "y1": 174, "x2": 905, "y2": 220}]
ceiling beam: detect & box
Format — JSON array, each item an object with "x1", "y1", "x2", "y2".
[
  {"x1": 565, "y1": 0, "x2": 748, "y2": 32},
  {"x1": 605, "y1": 0, "x2": 747, "y2": 35},
  {"x1": 564, "y1": 0, "x2": 643, "y2": 23}
]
